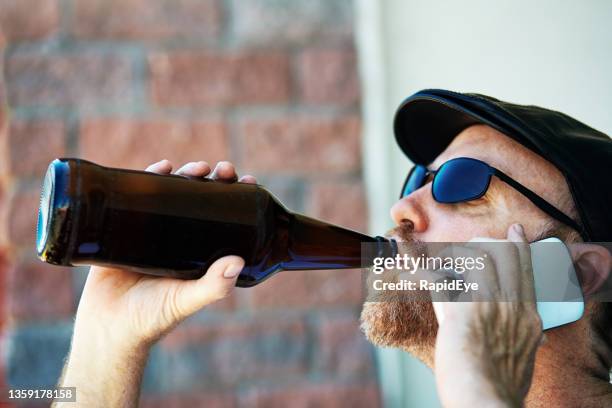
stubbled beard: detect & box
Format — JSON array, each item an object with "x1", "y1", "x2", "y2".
[{"x1": 359, "y1": 222, "x2": 438, "y2": 366}]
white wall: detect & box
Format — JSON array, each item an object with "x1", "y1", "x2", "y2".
[
  {"x1": 383, "y1": 0, "x2": 612, "y2": 135},
  {"x1": 356, "y1": 1, "x2": 612, "y2": 407}
]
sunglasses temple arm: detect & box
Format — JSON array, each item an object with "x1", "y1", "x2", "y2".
[{"x1": 493, "y1": 169, "x2": 585, "y2": 236}]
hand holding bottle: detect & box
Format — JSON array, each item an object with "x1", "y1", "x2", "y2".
[
  {"x1": 75, "y1": 159, "x2": 257, "y2": 347},
  {"x1": 55, "y1": 159, "x2": 256, "y2": 407}
]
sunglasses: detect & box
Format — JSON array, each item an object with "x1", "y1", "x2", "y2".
[{"x1": 400, "y1": 157, "x2": 583, "y2": 235}]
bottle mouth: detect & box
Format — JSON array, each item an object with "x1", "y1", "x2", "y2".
[{"x1": 36, "y1": 160, "x2": 71, "y2": 258}]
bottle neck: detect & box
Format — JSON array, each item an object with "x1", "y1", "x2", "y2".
[{"x1": 283, "y1": 213, "x2": 387, "y2": 270}]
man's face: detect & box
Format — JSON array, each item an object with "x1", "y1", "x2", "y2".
[{"x1": 360, "y1": 124, "x2": 575, "y2": 364}]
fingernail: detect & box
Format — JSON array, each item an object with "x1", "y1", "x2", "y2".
[
  {"x1": 513, "y1": 224, "x2": 524, "y2": 235},
  {"x1": 212, "y1": 161, "x2": 227, "y2": 173},
  {"x1": 223, "y1": 264, "x2": 242, "y2": 278},
  {"x1": 181, "y1": 162, "x2": 197, "y2": 171},
  {"x1": 219, "y1": 162, "x2": 233, "y2": 173}
]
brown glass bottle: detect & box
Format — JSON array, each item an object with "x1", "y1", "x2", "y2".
[{"x1": 36, "y1": 159, "x2": 393, "y2": 287}]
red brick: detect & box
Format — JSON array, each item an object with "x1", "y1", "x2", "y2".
[
  {"x1": 315, "y1": 314, "x2": 375, "y2": 379},
  {"x1": 0, "y1": 110, "x2": 7, "y2": 176},
  {"x1": 239, "y1": 116, "x2": 361, "y2": 174},
  {"x1": 0, "y1": 0, "x2": 59, "y2": 41},
  {"x1": 71, "y1": 0, "x2": 221, "y2": 42},
  {"x1": 141, "y1": 392, "x2": 236, "y2": 408},
  {"x1": 8, "y1": 120, "x2": 65, "y2": 178},
  {"x1": 150, "y1": 52, "x2": 290, "y2": 107},
  {"x1": 298, "y1": 49, "x2": 359, "y2": 105},
  {"x1": 6, "y1": 54, "x2": 132, "y2": 108},
  {"x1": 160, "y1": 318, "x2": 305, "y2": 350},
  {"x1": 0, "y1": 183, "x2": 7, "y2": 247},
  {"x1": 307, "y1": 180, "x2": 368, "y2": 231},
  {"x1": 0, "y1": 38, "x2": 6, "y2": 177},
  {"x1": 80, "y1": 119, "x2": 229, "y2": 169},
  {"x1": 239, "y1": 382, "x2": 381, "y2": 408},
  {"x1": 0, "y1": 106, "x2": 10, "y2": 170},
  {"x1": 0, "y1": 61, "x2": 10, "y2": 242},
  {"x1": 0, "y1": 249, "x2": 10, "y2": 330},
  {"x1": 0, "y1": 37, "x2": 5, "y2": 124},
  {"x1": 0, "y1": 369, "x2": 5, "y2": 404},
  {"x1": 0, "y1": 111, "x2": 6, "y2": 169},
  {"x1": 249, "y1": 268, "x2": 363, "y2": 309},
  {"x1": 8, "y1": 189, "x2": 39, "y2": 247},
  {"x1": 158, "y1": 318, "x2": 308, "y2": 386},
  {"x1": 7, "y1": 261, "x2": 74, "y2": 321}
]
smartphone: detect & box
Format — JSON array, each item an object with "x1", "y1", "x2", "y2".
[
  {"x1": 531, "y1": 237, "x2": 584, "y2": 330},
  {"x1": 433, "y1": 237, "x2": 584, "y2": 330}
]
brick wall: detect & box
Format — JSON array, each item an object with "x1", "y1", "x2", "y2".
[
  {"x1": 0, "y1": 0, "x2": 380, "y2": 407},
  {"x1": 0, "y1": 28, "x2": 8, "y2": 398}
]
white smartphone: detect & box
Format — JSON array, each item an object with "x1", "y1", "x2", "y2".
[
  {"x1": 531, "y1": 237, "x2": 584, "y2": 330},
  {"x1": 433, "y1": 237, "x2": 585, "y2": 330}
]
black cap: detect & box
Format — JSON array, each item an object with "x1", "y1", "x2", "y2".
[{"x1": 393, "y1": 89, "x2": 612, "y2": 242}]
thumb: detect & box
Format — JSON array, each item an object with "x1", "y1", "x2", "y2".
[{"x1": 174, "y1": 255, "x2": 244, "y2": 318}]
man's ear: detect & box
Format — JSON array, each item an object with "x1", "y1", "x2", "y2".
[{"x1": 568, "y1": 243, "x2": 612, "y2": 296}]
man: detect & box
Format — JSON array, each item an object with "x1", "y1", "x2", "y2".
[{"x1": 53, "y1": 90, "x2": 612, "y2": 407}]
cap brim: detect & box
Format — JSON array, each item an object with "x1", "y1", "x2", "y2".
[{"x1": 393, "y1": 90, "x2": 506, "y2": 165}]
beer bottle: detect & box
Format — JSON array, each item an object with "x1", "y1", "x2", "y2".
[{"x1": 36, "y1": 159, "x2": 395, "y2": 287}]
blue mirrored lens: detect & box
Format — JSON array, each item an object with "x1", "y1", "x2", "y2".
[
  {"x1": 402, "y1": 165, "x2": 427, "y2": 197},
  {"x1": 433, "y1": 158, "x2": 491, "y2": 203}
]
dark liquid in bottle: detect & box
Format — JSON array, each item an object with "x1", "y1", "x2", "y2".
[{"x1": 37, "y1": 159, "x2": 388, "y2": 287}]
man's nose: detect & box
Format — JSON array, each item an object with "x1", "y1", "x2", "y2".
[{"x1": 390, "y1": 192, "x2": 429, "y2": 233}]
